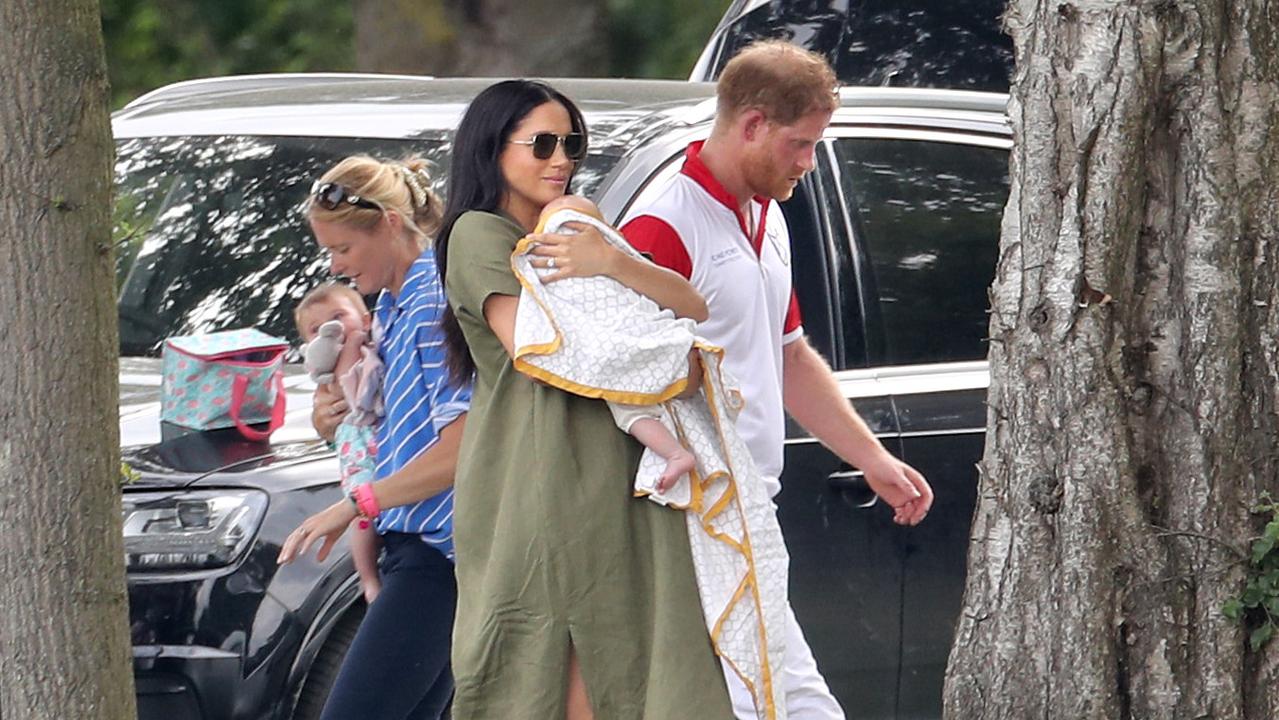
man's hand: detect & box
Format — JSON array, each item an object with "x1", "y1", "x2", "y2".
[
  {"x1": 311, "y1": 382, "x2": 349, "y2": 442},
  {"x1": 861, "y1": 453, "x2": 933, "y2": 526}
]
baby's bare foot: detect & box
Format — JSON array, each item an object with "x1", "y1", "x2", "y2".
[{"x1": 657, "y1": 449, "x2": 696, "y2": 492}]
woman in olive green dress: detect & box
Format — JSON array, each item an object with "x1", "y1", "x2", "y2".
[{"x1": 436, "y1": 79, "x2": 734, "y2": 719}]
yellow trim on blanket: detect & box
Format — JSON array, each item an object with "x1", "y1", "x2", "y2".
[
  {"x1": 509, "y1": 234, "x2": 693, "y2": 405},
  {"x1": 508, "y1": 229, "x2": 778, "y2": 719},
  {"x1": 694, "y1": 344, "x2": 778, "y2": 720}
]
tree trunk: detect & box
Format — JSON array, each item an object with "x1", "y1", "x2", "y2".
[
  {"x1": 945, "y1": 2, "x2": 1279, "y2": 717},
  {"x1": 354, "y1": 0, "x2": 608, "y2": 77},
  {"x1": 0, "y1": 2, "x2": 135, "y2": 719}
]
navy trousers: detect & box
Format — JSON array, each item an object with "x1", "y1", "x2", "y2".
[{"x1": 319, "y1": 532, "x2": 456, "y2": 720}]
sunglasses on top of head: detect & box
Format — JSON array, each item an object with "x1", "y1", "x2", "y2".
[
  {"x1": 309, "y1": 180, "x2": 382, "y2": 211},
  {"x1": 508, "y1": 132, "x2": 587, "y2": 161}
]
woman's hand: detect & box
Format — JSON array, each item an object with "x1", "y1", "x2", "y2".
[
  {"x1": 311, "y1": 382, "x2": 349, "y2": 442},
  {"x1": 276, "y1": 499, "x2": 359, "y2": 564},
  {"x1": 525, "y1": 223, "x2": 620, "y2": 282}
]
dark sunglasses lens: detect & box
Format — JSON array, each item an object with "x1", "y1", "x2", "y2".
[
  {"x1": 316, "y1": 183, "x2": 344, "y2": 210},
  {"x1": 563, "y1": 134, "x2": 586, "y2": 160},
  {"x1": 531, "y1": 133, "x2": 558, "y2": 160}
]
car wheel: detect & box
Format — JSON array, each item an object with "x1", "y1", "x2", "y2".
[{"x1": 292, "y1": 603, "x2": 366, "y2": 720}]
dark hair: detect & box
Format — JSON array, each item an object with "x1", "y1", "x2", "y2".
[{"x1": 435, "y1": 79, "x2": 588, "y2": 385}]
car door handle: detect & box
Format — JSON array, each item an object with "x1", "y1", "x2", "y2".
[{"x1": 827, "y1": 469, "x2": 878, "y2": 508}]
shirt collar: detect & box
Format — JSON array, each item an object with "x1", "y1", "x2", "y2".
[
  {"x1": 679, "y1": 140, "x2": 771, "y2": 212},
  {"x1": 376, "y1": 248, "x2": 434, "y2": 322},
  {"x1": 679, "y1": 141, "x2": 771, "y2": 255}
]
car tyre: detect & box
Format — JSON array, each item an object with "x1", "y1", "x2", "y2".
[{"x1": 292, "y1": 603, "x2": 365, "y2": 720}]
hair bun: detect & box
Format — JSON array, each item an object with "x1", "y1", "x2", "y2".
[{"x1": 398, "y1": 165, "x2": 430, "y2": 209}]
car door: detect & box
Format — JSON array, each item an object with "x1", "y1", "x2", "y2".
[
  {"x1": 775, "y1": 160, "x2": 907, "y2": 719},
  {"x1": 824, "y1": 129, "x2": 1010, "y2": 718}
]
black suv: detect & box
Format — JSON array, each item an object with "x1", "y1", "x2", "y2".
[{"x1": 113, "y1": 75, "x2": 1008, "y2": 719}]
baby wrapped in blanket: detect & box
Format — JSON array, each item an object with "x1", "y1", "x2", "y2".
[{"x1": 511, "y1": 196, "x2": 791, "y2": 720}]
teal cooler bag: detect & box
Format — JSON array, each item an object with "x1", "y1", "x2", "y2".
[{"x1": 161, "y1": 329, "x2": 290, "y2": 441}]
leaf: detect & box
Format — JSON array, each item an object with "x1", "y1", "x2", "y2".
[
  {"x1": 1223, "y1": 598, "x2": 1243, "y2": 620},
  {"x1": 1252, "y1": 536, "x2": 1275, "y2": 566},
  {"x1": 1265, "y1": 519, "x2": 1279, "y2": 542},
  {"x1": 1250, "y1": 623, "x2": 1274, "y2": 652},
  {"x1": 1242, "y1": 585, "x2": 1265, "y2": 606}
]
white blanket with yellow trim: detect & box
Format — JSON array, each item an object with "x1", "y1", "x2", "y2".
[{"x1": 512, "y1": 209, "x2": 789, "y2": 720}]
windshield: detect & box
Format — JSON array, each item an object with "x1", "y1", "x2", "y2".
[{"x1": 113, "y1": 134, "x2": 619, "y2": 357}]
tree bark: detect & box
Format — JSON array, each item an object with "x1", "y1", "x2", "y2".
[
  {"x1": 0, "y1": 2, "x2": 135, "y2": 719},
  {"x1": 945, "y1": 2, "x2": 1279, "y2": 717},
  {"x1": 354, "y1": 0, "x2": 608, "y2": 77}
]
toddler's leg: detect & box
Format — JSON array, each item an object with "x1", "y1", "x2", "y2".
[{"x1": 350, "y1": 519, "x2": 382, "y2": 604}]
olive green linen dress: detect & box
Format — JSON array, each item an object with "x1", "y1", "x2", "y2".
[{"x1": 445, "y1": 210, "x2": 733, "y2": 719}]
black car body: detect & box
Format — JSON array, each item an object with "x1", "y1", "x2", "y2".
[
  {"x1": 113, "y1": 75, "x2": 1009, "y2": 719},
  {"x1": 691, "y1": 0, "x2": 1013, "y2": 92}
]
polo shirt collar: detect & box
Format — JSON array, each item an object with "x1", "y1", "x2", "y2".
[
  {"x1": 680, "y1": 140, "x2": 771, "y2": 254},
  {"x1": 680, "y1": 141, "x2": 771, "y2": 211},
  {"x1": 376, "y1": 249, "x2": 434, "y2": 323}
]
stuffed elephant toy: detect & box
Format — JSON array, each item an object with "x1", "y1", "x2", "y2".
[{"x1": 302, "y1": 319, "x2": 344, "y2": 385}]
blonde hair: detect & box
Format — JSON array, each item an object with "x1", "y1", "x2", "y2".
[
  {"x1": 717, "y1": 40, "x2": 839, "y2": 126},
  {"x1": 306, "y1": 155, "x2": 444, "y2": 246},
  {"x1": 293, "y1": 282, "x2": 366, "y2": 340}
]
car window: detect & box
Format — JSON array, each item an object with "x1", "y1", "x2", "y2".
[
  {"x1": 833, "y1": 137, "x2": 1008, "y2": 365},
  {"x1": 113, "y1": 135, "x2": 618, "y2": 357},
  {"x1": 698, "y1": 0, "x2": 1012, "y2": 92}
]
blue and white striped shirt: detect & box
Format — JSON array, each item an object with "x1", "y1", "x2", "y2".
[{"x1": 372, "y1": 249, "x2": 472, "y2": 560}]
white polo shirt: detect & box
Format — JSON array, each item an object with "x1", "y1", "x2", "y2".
[{"x1": 621, "y1": 141, "x2": 802, "y2": 495}]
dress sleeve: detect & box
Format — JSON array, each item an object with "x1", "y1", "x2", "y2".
[{"x1": 444, "y1": 211, "x2": 525, "y2": 323}]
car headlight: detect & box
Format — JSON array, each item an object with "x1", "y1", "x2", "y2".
[{"x1": 122, "y1": 489, "x2": 268, "y2": 571}]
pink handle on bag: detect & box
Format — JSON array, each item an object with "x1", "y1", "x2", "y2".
[{"x1": 231, "y1": 372, "x2": 286, "y2": 441}]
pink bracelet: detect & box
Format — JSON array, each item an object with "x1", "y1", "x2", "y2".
[{"x1": 353, "y1": 484, "x2": 381, "y2": 519}]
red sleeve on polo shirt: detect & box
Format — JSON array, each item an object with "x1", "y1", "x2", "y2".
[
  {"x1": 784, "y1": 290, "x2": 803, "y2": 334},
  {"x1": 620, "y1": 215, "x2": 693, "y2": 279}
]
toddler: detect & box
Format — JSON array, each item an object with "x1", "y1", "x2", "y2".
[{"x1": 294, "y1": 282, "x2": 384, "y2": 604}]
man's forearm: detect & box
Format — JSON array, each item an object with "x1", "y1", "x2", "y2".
[{"x1": 782, "y1": 339, "x2": 892, "y2": 470}]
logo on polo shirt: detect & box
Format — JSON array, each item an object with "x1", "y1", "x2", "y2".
[
  {"x1": 711, "y1": 246, "x2": 741, "y2": 267},
  {"x1": 766, "y1": 226, "x2": 790, "y2": 266}
]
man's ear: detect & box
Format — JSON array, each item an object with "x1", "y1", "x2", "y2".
[{"x1": 741, "y1": 109, "x2": 768, "y2": 142}]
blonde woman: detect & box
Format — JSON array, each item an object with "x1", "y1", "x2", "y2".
[{"x1": 278, "y1": 155, "x2": 470, "y2": 720}]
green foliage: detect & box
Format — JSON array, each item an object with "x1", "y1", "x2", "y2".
[
  {"x1": 101, "y1": 1, "x2": 732, "y2": 107},
  {"x1": 606, "y1": 0, "x2": 733, "y2": 79},
  {"x1": 101, "y1": 0, "x2": 356, "y2": 108},
  {"x1": 120, "y1": 461, "x2": 141, "y2": 485},
  {"x1": 1223, "y1": 493, "x2": 1279, "y2": 651}
]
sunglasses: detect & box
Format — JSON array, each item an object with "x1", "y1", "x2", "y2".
[
  {"x1": 509, "y1": 132, "x2": 587, "y2": 161},
  {"x1": 310, "y1": 181, "x2": 381, "y2": 211}
]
